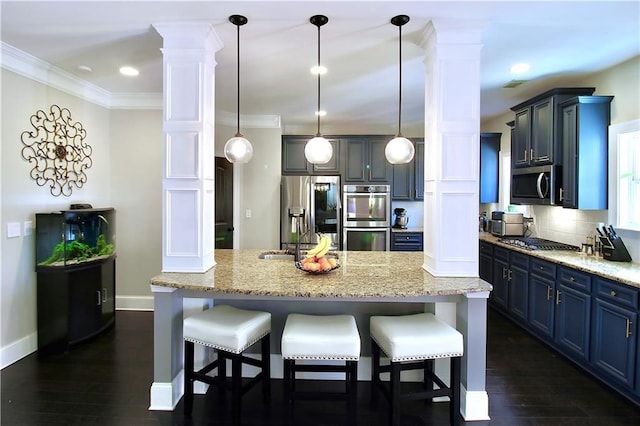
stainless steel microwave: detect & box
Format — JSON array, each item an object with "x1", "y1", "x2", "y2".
[{"x1": 511, "y1": 165, "x2": 561, "y2": 205}]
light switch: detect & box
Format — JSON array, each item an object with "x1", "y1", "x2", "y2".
[
  {"x1": 7, "y1": 222, "x2": 21, "y2": 238},
  {"x1": 24, "y1": 221, "x2": 34, "y2": 236},
  {"x1": 245, "y1": 209, "x2": 252, "y2": 218}
]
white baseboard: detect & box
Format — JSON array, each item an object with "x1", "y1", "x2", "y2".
[
  {"x1": 116, "y1": 295, "x2": 154, "y2": 311},
  {"x1": 461, "y1": 385, "x2": 490, "y2": 421},
  {"x1": 1, "y1": 332, "x2": 37, "y2": 369}
]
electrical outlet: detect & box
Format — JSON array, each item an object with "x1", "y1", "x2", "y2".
[{"x1": 245, "y1": 209, "x2": 252, "y2": 218}]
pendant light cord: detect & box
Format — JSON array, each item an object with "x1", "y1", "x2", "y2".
[
  {"x1": 396, "y1": 23, "x2": 403, "y2": 138},
  {"x1": 316, "y1": 23, "x2": 321, "y2": 137},
  {"x1": 235, "y1": 22, "x2": 242, "y2": 137}
]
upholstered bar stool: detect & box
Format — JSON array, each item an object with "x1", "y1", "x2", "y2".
[
  {"x1": 281, "y1": 313, "x2": 361, "y2": 425},
  {"x1": 183, "y1": 304, "x2": 271, "y2": 425},
  {"x1": 370, "y1": 313, "x2": 464, "y2": 426}
]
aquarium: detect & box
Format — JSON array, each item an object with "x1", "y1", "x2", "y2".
[{"x1": 35, "y1": 207, "x2": 116, "y2": 268}]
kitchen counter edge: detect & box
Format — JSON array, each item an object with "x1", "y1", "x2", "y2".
[{"x1": 480, "y1": 233, "x2": 640, "y2": 288}]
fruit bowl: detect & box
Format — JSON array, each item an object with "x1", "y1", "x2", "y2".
[{"x1": 295, "y1": 261, "x2": 340, "y2": 275}]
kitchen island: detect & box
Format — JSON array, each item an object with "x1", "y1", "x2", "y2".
[{"x1": 149, "y1": 249, "x2": 492, "y2": 421}]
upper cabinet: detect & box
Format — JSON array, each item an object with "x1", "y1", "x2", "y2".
[
  {"x1": 511, "y1": 88, "x2": 595, "y2": 169},
  {"x1": 343, "y1": 136, "x2": 391, "y2": 184},
  {"x1": 480, "y1": 132, "x2": 501, "y2": 203},
  {"x1": 391, "y1": 139, "x2": 423, "y2": 201},
  {"x1": 282, "y1": 136, "x2": 341, "y2": 175},
  {"x1": 560, "y1": 96, "x2": 613, "y2": 209}
]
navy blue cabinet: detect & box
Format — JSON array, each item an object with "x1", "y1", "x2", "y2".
[
  {"x1": 480, "y1": 133, "x2": 500, "y2": 203},
  {"x1": 528, "y1": 258, "x2": 557, "y2": 340},
  {"x1": 560, "y1": 96, "x2": 613, "y2": 209},
  {"x1": 479, "y1": 241, "x2": 493, "y2": 283},
  {"x1": 390, "y1": 232, "x2": 423, "y2": 251},
  {"x1": 555, "y1": 267, "x2": 592, "y2": 363},
  {"x1": 592, "y1": 278, "x2": 638, "y2": 389},
  {"x1": 510, "y1": 87, "x2": 595, "y2": 169},
  {"x1": 391, "y1": 138, "x2": 423, "y2": 200},
  {"x1": 282, "y1": 136, "x2": 341, "y2": 175},
  {"x1": 489, "y1": 246, "x2": 528, "y2": 323},
  {"x1": 344, "y1": 136, "x2": 391, "y2": 184}
]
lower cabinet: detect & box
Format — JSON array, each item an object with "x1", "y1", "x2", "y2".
[
  {"x1": 554, "y1": 267, "x2": 591, "y2": 363},
  {"x1": 37, "y1": 256, "x2": 116, "y2": 355},
  {"x1": 490, "y1": 246, "x2": 528, "y2": 323},
  {"x1": 481, "y1": 240, "x2": 640, "y2": 406},
  {"x1": 591, "y1": 278, "x2": 638, "y2": 390},
  {"x1": 390, "y1": 232, "x2": 423, "y2": 251},
  {"x1": 528, "y1": 258, "x2": 557, "y2": 340}
]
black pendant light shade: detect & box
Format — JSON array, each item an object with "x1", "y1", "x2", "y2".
[
  {"x1": 304, "y1": 14, "x2": 333, "y2": 165},
  {"x1": 224, "y1": 14, "x2": 254, "y2": 163},
  {"x1": 385, "y1": 14, "x2": 415, "y2": 164}
]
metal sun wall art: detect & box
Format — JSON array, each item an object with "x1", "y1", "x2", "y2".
[{"x1": 21, "y1": 105, "x2": 92, "y2": 197}]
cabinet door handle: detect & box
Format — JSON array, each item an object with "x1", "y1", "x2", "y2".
[
  {"x1": 507, "y1": 269, "x2": 513, "y2": 281},
  {"x1": 96, "y1": 290, "x2": 102, "y2": 306},
  {"x1": 559, "y1": 188, "x2": 564, "y2": 202},
  {"x1": 610, "y1": 290, "x2": 617, "y2": 297},
  {"x1": 102, "y1": 288, "x2": 108, "y2": 302},
  {"x1": 524, "y1": 149, "x2": 528, "y2": 162},
  {"x1": 530, "y1": 149, "x2": 534, "y2": 161},
  {"x1": 626, "y1": 319, "x2": 633, "y2": 338},
  {"x1": 569, "y1": 276, "x2": 575, "y2": 282},
  {"x1": 502, "y1": 267, "x2": 507, "y2": 279},
  {"x1": 556, "y1": 290, "x2": 562, "y2": 305},
  {"x1": 547, "y1": 286, "x2": 552, "y2": 301}
]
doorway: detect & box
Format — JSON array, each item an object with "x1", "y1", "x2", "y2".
[{"x1": 215, "y1": 156, "x2": 234, "y2": 249}]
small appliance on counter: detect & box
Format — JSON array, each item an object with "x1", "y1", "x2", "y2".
[
  {"x1": 490, "y1": 211, "x2": 524, "y2": 237},
  {"x1": 393, "y1": 208, "x2": 410, "y2": 229},
  {"x1": 598, "y1": 225, "x2": 632, "y2": 262}
]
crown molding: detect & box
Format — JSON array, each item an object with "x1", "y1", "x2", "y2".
[{"x1": 1, "y1": 42, "x2": 280, "y2": 125}]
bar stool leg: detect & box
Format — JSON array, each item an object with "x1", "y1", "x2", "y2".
[
  {"x1": 390, "y1": 361, "x2": 401, "y2": 426},
  {"x1": 451, "y1": 357, "x2": 461, "y2": 426},
  {"x1": 232, "y1": 354, "x2": 242, "y2": 426},
  {"x1": 262, "y1": 335, "x2": 271, "y2": 403},
  {"x1": 217, "y1": 350, "x2": 227, "y2": 403},
  {"x1": 371, "y1": 340, "x2": 380, "y2": 406},
  {"x1": 347, "y1": 360, "x2": 358, "y2": 426},
  {"x1": 424, "y1": 358, "x2": 434, "y2": 405},
  {"x1": 184, "y1": 340, "x2": 194, "y2": 416},
  {"x1": 283, "y1": 359, "x2": 293, "y2": 426}
]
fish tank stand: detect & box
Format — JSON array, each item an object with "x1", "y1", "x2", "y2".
[{"x1": 35, "y1": 207, "x2": 116, "y2": 355}]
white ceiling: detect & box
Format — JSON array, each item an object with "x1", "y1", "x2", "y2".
[{"x1": 1, "y1": 1, "x2": 638, "y2": 135}]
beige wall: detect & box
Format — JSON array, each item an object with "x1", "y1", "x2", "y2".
[{"x1": 1, "y1": 69, "x2": 111, "y2": 360}]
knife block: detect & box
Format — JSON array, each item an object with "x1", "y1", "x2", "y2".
[{"x1": 600, "y1": 236, "x2": 632, "y2": 262}]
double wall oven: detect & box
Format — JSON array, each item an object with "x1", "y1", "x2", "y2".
[{"x1": 343, "y1": 184, "x2": 390, "y2": 251}]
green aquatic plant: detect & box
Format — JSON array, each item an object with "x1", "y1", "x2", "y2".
[{"x1": 39, "y1": 234, "x2": 114, "y2": 265}]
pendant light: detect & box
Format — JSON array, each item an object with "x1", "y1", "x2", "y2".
[
  {"x1": 385, "y1": 15, "x2": 415, "y2": 164},
  {"x1": 304, "y1": 15, "x2": 333, "y2": 165},
  {"x1": 224, "y1": 15, "x2": 253, "y2": 164}
]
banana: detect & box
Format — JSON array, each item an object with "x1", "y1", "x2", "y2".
[
  {"x1": 305, "y1": 234, "x2": 326, "y2": 258},
  {"x1": 316, "y1": 235, "x2": 331, "y2": 258}
]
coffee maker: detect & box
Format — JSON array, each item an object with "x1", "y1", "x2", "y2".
[{"x1": 393, "y1": 208, "x2": 409, "y2": 229}]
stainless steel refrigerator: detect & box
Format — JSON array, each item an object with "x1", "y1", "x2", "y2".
[{"x1": 280, "y1": 175, "x2": 341, "y2": 250}]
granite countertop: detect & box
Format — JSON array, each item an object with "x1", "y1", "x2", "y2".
[
  {"x1": 480, "y1": 233, "x2": 640, "y2": 288},
  {"x1": 151, "y1": 250, "x2": 491, "y2": 299}
]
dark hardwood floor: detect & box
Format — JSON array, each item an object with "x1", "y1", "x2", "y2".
[{"x1": 2, "y1": 309, "x2": 639, "y2": 425}]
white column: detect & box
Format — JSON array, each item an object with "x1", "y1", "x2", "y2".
[
  {"x1": 420, "y1": 20, "x2": 484, "y2": 277},
  {"x1": 153, "y1": 23, "x2": 222, "y2": 272}
]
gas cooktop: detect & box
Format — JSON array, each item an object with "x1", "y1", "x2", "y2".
[{"x1": 498, "y1": 237, "x2": 580, "y2": 251}]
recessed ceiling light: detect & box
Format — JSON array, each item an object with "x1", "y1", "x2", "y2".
[
  {"x1": 310, "y1": 65, "x2": 327, "y2": 75},
  {"x1": 119, "y1": 66, "x2": 139, "y2": 76},
  {"x1": 510, "y1": 63, "x2": 530, "y2": 74},
  {"x1": 77, "y1": 65, "x2": 92, "y2": 73},
  {"x1": 315, "y1": 110, "x2": 326, "y2": 117}
]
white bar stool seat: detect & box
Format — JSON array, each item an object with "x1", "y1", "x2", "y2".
[
  {"x1": 183, "y1": 305, "x2": 271, "y2": 426},
  {"x1": 370, "y1": 313, "x2": 463, "y2": 426},
  {"x1": 281, "y1": 313, "x2": 361, "y2": 425}
]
